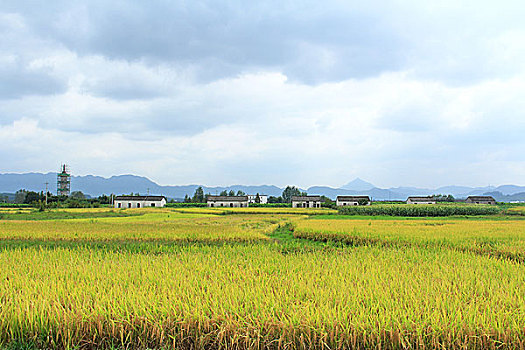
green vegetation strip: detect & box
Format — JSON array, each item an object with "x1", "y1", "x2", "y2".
[
  {"x1": 0, "y1": 209, "x2": 143, "y2": 221},
  {"x1": 339, "y1": 204, "x2": 500, "y2": 216}
]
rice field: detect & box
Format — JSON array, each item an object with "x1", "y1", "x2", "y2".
[
  {"x1": 1, "y1": 206, "x2": 525, "y2": 349},
  {"x1": 506, "y1": 206, "x2": 525, "y2": 215},
  {"x1": 0, "y1": 211, "x2": 282, "y2": 243},
  {"x1": 294, "y1": 217, "x2": 525, "y2": 260}
]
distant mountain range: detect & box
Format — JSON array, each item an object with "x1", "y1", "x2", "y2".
[{"x1": 1, "y1": 173, "x2": 524, "y2": 202}]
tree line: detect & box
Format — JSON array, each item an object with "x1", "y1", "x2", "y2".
[
  {"x1": 183, "y1": 188, "x2": 248, "y2": 203},
  {"x1": 183, "y1": 186, "x2": 309, "y2": 204},
  {"x1": 4, "y1": 184, "x2": 365, "y2": 208},
  {"x1": 7, "y1": 189, "x2": 114, "y2": 208}
]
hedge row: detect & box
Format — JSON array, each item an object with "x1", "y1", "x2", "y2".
[
  {"x1": 249, "y1": 203, "x2": 291, "y2": 208},
  {"x1": 338, "y1": 204, "x2": 501, "y2": 217},
  {"x1": 165, "y1": 203, "x2": 208, "y2": 208},
  {"x1": 0, "y1": 203, "x2": 30, "y2": 208},
  {"x1": 165, "y1": 203, "x2": 292, "y2": 208}
]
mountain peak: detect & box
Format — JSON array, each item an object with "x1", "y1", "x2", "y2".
[{"x1": 341, "y1": 178, "x2": 375, "y2": 191}]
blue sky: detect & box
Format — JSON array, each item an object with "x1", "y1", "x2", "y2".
[{"x1": 1, "y1": 0, "x2": 524, "y2": 188}]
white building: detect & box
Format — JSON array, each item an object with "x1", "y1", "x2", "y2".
[
  {"x1": 406, "y1": 196, "x2": 436, "y2": 205},
  {"x1": 336, "y1": 195, "x2": 371, "y2": 206},
  {"x1": 247, "y1": 194, "x2": 268, "y2": 204},
  {"x1": 114, "y1": 195, "x2": 167, "y2": 209},
  {"x1": 207, "y1": 195, "x2": 249, "y2": 208},
  {"x1": 291, "y1": 195, "x2": 322, "y2": 208}
]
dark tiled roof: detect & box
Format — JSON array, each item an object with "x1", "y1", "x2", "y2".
[
  {"x1": 207, "y1": 196, "x2": 249, "y2": 202},
  {"x1": 407, "y1": 196, "x2": 436, "y2": 201},
  {"x1": 114, "y1": 196, "x2": 166, "y2": 201},
  {"x1": 466, "y1": 196, "x2": 496, "y2": 201},
  {"x1": 291, "y1": 196, "x2": 322, "y2": 201},
  {"x1": 337, "y1": 196, "x2": 371, "y2": 201}
]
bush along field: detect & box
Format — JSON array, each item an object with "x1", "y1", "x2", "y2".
[
  {"x1": 338, "y1": 203, "x2": 501, "y2": 216},
  {"x1": 1, "y1": 206, "x2": 525, "y2": 349}
]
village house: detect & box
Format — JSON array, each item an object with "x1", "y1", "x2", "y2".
[
  {"x1": 465, "y1": 196, "x2": 496, "y2": 205},
  {"x1": 114, "y1": 195, "x2": 167, "y2": 209},
  {"x1": 406, "y1": 196, "x2": 436, "y2": 205},
  {"x1": 336, "y1": 195, "x2": 371, "y2": 206},
  {"x1": 291, "y1": 195, "x2": 322, "y2": 208},
  {"x1": 207, "y1": 195, "x2": 249, "y2": 207},
  {"x1": 247, "y1": 194, "x2": 268, "y2": 204}
]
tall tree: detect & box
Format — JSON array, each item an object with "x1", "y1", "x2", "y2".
[
  {"x1": 192, "y1": 187, "x2": 205, "y2": 203},
  {"x1": 97, "y1": 194, "x2": 111, "y2": 204},
  {"x1": 236, "y1": 190, "x2": 246, "y2": 196},
  {"x1": 14, "y1": 189, "x2": 27, "y2": 204},
  {"x1": 268, "y1": 196, "x2": 283, "y2": 203},
  {"x1": 255, "y1": 193, "x2": 261, "y2": 204},
  {"x1": 219, "y1": 190, "x2": 228, "y2": 196},
  {"x1": 282, "y1": 186, "x2": 304, "y2": 203},
  {"x1": 23, "y1": 191, "x2": 41, "y2": 204},
  {"x1": 70, "y1": 191, "x2": 86, "y2": 200},
  {"x1": 228, "y1": 190, "x2": 235, "y2": 196}
]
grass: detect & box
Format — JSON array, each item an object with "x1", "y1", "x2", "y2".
[{"x1": 1, "y1": 207, "x2": 525, "y2": 349}]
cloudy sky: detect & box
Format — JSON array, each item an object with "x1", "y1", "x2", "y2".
[{"x1": 1, "y1": 0, "x2": 524, "y2": 188}]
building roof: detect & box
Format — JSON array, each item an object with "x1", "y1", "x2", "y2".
[
  {"x1": 207, "y1": 195, "x2": 249, "y2": 202},
  {"x1": 114, "y1": 195, "x2": 166, "y2": 201},
  {"x1": 337, "y1": 196, "x2": 371, "y2": 201},
  {"x1": 466, "y1": 196, "x2": 496, "y2": 201},
  {"x1": 407, "y1": 196, "x2": 436, "y2": 201},
  {"x1": 291, "y1": 196, "x2": 322, "y2": 201}
]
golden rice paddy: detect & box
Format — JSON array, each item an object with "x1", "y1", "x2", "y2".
[{"x1": 1, "y1": 206, "x2": 525, "y2": 349}]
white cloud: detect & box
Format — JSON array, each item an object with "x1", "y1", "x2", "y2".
[
  {"x1": 1, "y1": 68, "x2": 524, "y2": 187},
  {"x1": 0, "y1": 1, "x2": 524, "y2": 187}
]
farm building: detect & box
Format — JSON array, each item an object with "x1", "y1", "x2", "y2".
[
  {"x1": 114, "y1": 195, "x2": 167, "y2": 209},
  {"x1": 207, "y1": 195, "x2": 249, "y2": 207},
  {"x1": 336, "y1": 196, "x2": 371, "y2": 206},
  {"x1": 291, "y1": 195, "x2": 322, "y2": 208},
  {"x1": 247, "y1": 194, "x2": 268, "y2": 204},
  {"x1": 465, "y1": 196, "x2": 496, "y2": 205},
  {"x1": 406, "y1": 196, "x2": 436, "y2": 205}
]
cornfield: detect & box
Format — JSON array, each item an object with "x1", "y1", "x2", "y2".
[{"x1": 338, "y1": 204, "x2": 500, "y2": 216}]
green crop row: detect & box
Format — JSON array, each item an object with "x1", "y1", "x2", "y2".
[
  {"x1": 0, "y1": 203, "x2": 30, "y2": 208},
  {"x1": 165, "y1": 202, "x2": 208, "y2": 208},
  {"x1": 338, "y1": 204, "x2": 500, "y2": 217}
]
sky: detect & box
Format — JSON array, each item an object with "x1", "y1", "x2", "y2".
[{"x1": 1, "y1": 0, "x2": 524, "y2": 188}]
